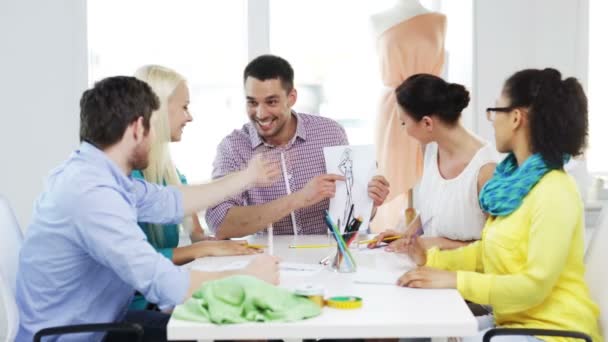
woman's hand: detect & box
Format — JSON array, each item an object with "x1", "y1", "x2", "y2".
[
  {"x1": 367, "y1": 229, "x2": 402, "y2": 249},
  {"x1": 397, "y1": 266, "x2": 456, "y2": 289},
  {"x1": 386, "y1": 235, "x2": 427, "y2": 266},
  {"x1": 245, "y1": 154, "x2": 281, "y2": 186},
  {"x1": 418, "y1": 237, "x2": 444, "y2": 250},
  {"x1": 193, "y1": 240, "x2": 262, "y2": 258}
]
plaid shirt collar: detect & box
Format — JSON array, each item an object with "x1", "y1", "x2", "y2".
[{"x1": 249, "y1": 111, "x2": 307, "y2": 148}]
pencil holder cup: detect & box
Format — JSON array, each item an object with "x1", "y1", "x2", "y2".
[{"x1": 329, "y1": 231, "x2": 358, "y2": 273}]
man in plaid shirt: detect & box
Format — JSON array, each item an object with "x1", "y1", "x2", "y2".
[{"x1": 206, "y1": 55, "x2": 390, "y2": 238}]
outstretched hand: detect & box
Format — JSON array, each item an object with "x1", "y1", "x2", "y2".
[{"x1": 245, "y1": 154, "x2": 281, "y2": 186}]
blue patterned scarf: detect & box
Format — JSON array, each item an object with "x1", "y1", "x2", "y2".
[{"x1": 479, "y1": 153, "x2": 563, "y2": 217}]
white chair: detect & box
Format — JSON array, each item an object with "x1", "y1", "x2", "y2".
[
  {"x1": 0, "y1": 194, "x2": 23, "y2": 341},
  {"x1": 0, "y1": 195, "x2": 143, "y2": 342},
  {"x1": 483, "y1": 214, "x2": 607, "y2": 341}
]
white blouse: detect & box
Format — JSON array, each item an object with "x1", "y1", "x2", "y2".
[{"x1": 416, "y1": 141, "x2": 499, "y2": 241}]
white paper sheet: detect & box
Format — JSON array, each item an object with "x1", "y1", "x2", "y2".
[
  {"x1": 192, "y1": 261, "x2": 322, "y2": 277},
  {"x1": 353, "y1": 267, "x2": 403, "y2": 286}
]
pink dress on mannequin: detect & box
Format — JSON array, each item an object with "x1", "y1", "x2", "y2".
[{"x1": 372, "y1": 13, "x2": 446, "y2": 232}]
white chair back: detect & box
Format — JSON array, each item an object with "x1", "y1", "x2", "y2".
[
  {"x1": 0, "y1": 195, "x2": 23, "y2": 341},
  {"x1": 585, "y1": 213, "x2": 608, "y2": 338},
  {"x1": 0, "y1": 272, "x2": 19, "y2": 342}
]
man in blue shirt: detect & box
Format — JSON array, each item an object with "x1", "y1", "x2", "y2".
[{"x1": 15, "y1": 76, "x2": 280, "y2": 342}]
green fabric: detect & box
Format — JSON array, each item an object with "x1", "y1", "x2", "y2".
[
  {"x1": 173, "y1": 275, "x2": 322, "y2": 324},
  {"x1": 129, "y1": 169, "x2": 188, "y2": 310}
]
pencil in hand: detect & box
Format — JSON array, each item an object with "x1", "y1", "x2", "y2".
[
  {"x1": 358, "y1": 235, "x2": 402, "y2": 245},
  {"x1": 247, "y1": 244, "x2": 267, "y2": 249}
]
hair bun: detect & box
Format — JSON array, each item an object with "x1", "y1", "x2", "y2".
[
  {"x1": 395, "y1": 74, "x2": 469, "y2": 125},
  {"x1": 446, "y1": 83, "x2": 470, "y2": 114},
  {"x1": 542, "y1": 68, "x2": 562, "y2": 81}
]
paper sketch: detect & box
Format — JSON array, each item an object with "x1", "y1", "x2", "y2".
[
  {"x1": 324, "y1": 145, "x2": 376, "y2": 233},
  {"x1": 338, "y1": 148, "x2": 354, "y2": 226}
]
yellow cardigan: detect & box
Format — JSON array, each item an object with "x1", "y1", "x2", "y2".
[{"x1": 427, "y1": 171, "x2": 602, "y2": 342}]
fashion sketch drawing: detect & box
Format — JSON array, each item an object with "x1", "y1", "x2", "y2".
[
  {"x1": 338, "y1": 148, "x2": 354, "y2": 228},
  {"x1": 324, "y1": 144, "x2": 375, "y2": 233}
]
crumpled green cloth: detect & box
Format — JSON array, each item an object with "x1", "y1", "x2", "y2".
[{"x1": 172, "y1": 275, "x2": 321, "y2": 324}]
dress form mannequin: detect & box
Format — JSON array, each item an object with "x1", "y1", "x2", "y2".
[{"x1": 369, "y1": 0, "x2": 446, "y2": 232}]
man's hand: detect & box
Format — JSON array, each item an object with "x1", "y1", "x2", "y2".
[
  {"x1": 397, "y1": 267, "x2": 456, "y2": 289},
  {"x1": 295, "y1": 174, "x2": 345, "y2": 207},
  {"x1": 368, "y1": 175, "x2": 390, "y2": 207},
  {"x1": 243, "y1": 254, "x2": 281, "y2": 285}
]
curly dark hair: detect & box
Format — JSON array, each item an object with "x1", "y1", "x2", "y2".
[
  {"x1": 395, "y1": 73, "x2": 470, "y2": 125},
  {"x1": 503, "y1": 68, "x2": 588, "y2": 169},
  {"x1": 243, "y1": 54, "x2": 294, "y2": 93},
  {"x1": 79, "y1": 76, "x2": 159, "y2": 149}
]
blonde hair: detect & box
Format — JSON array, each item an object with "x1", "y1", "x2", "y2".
[{"x1": 134, "y1": 65, "x2": 187, "y2": 246}]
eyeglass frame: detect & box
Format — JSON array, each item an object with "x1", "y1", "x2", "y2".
[{"x1": 486, "y1": 106, "x2": 514, "y2": 122}]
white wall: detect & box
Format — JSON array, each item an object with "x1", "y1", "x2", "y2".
[
  {"x1": 473, "y1": 0, "x2": 589, "y2": 141},
  {"x1": 0, "y1": 0, "x2": 88, "y2": 230}
]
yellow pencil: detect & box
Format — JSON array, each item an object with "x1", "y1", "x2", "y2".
[
  {"x1": 358, "y1": 235, "x2": 402, "y2": 245},
  {"x1": 247, "y1": 244, "x2": 267, "y2": 249},
  {"x1": 288, "y1": 244, "x2": 332, "y2": 249}
]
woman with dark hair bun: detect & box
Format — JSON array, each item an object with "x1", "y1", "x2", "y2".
[
  {"x1": 370, "y1": 74, "x2": 498, "y2": 251},
  {"x1": 391, "y1": 68, "x2": 601, "y2": 342}
]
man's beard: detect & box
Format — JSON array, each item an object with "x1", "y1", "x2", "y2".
[{"x1": 129, "y1": 142, "x2": 149, "y2": 171}]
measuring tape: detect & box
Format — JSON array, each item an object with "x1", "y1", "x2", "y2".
[
  {"x1": 295, "y1": 285, "x2": 363, "y2": 309},
  {"x1": 326, "y1": 296, "x2": 363, "y2": 309}
]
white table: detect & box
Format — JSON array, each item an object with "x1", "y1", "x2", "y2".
[{"x1": 168, "y1": 235, "x2": 477, "y2": 341}]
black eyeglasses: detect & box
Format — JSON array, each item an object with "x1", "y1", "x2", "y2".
[{"x1": 486, "y1": 106, "x2": 514, "y2": 121}]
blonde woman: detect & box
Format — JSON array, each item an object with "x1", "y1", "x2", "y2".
[{"x1": 132, "y1": 65, "x2": 261, "y2": 309}]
